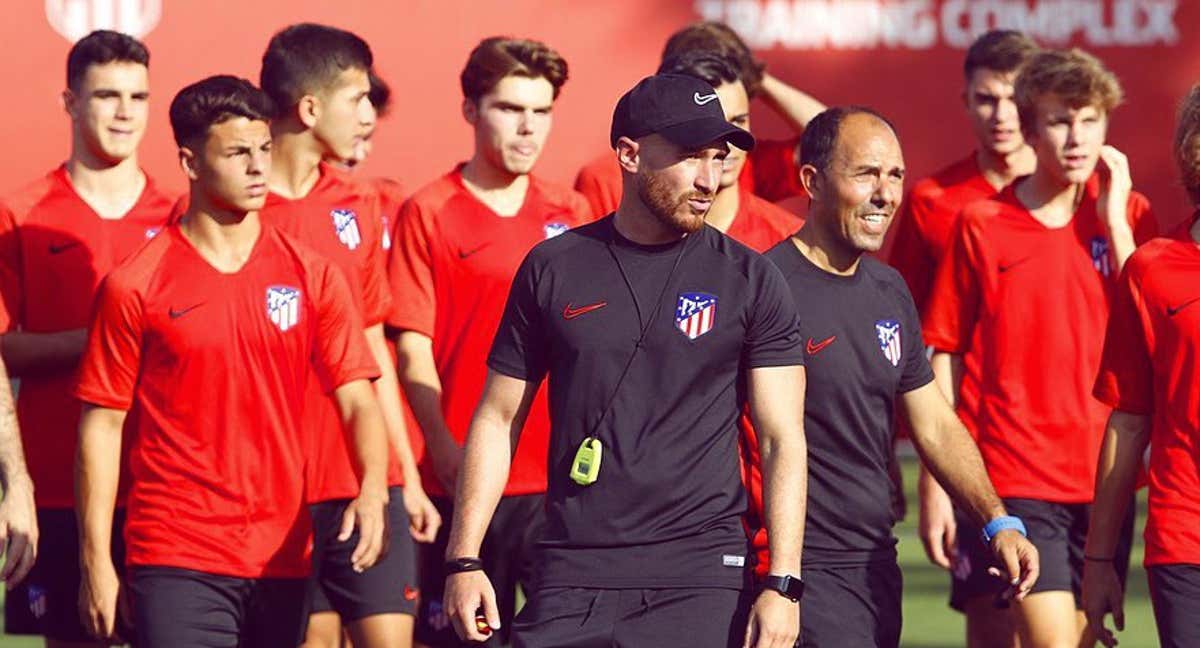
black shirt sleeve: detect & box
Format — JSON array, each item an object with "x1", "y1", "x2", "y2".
[
  {"x1": 744, "y1": 260, "x2": 804, "y2": 368},
  {"x1": 487, "y1": 253, "x2": 549, "y2": 383},
  {"x1": 895, "y1": 276, "x2": 935, "y2": 393}
]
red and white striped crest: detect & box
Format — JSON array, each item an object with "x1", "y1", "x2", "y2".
[{"x1": 675, "y1": 292, "x2": 717, "y2": 340}]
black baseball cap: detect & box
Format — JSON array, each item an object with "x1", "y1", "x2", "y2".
[{"x1": 610, "y1": 73, "x2": 755, "y2": 151}]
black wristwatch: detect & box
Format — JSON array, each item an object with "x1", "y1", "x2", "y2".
[{"x1": 763, "y1": 574, "x2": 804, "y2": 602}]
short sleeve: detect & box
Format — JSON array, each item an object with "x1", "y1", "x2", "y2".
[
  {"x1": 385, "y1": 199, "x2": 437, "y2": 336},
  {"x1": 748, "y1": 137, "x2": 803, "y2": 202},
  {"x1": 573, "y1": 161, "x2": 620, "y2": 219},
  {"x1": 1093, "y1": 261, "x2": 1153, "y2": 414},
  {"x1": 311, "y1": 261, "x2": 379, "y2": 393},
  {"x1": 744, "y1": 261, "x2": 803, "y2": 368},
  {"x1": 923, "y1": 215, "x2": 981, "y2": 354},
  {"x1": 358, "y1": 193, "x2": 392, "y2": 327},
  {"x1": 487, "y1": 254, "x2": 549, "y2": 382},
  {"x1": 888, "y1": 191, "x2": 937, "y2": 316},
  {"x1": 74, "y1": 274, "x2": 144, "y2": 410},
  {"x1": 0, "y1": 205, "x2": 23, "y2": 331},
  {"x1": 896, "y1": 279, "x2": 935, "y2": 393}
]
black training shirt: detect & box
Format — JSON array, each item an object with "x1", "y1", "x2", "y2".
[
  {"x1": 489, "y1": 215, "x2": 803, "y2": 589},
  {"x1": 764, "y1": 239, "x2": 934, "y2": 566}
]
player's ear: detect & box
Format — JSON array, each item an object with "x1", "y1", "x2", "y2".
[
  {"x1": 178, "y1": 146, "x2": 200, "y2": 182},
  {"x1": 297, "y1": 93, "x2": 320, "y2": 129},
  {"x1": 799, "y1": 163, "x2": 822, "y2": 201},
  {"x1": 461, "y1": 97, "x2": 478, "y2": 125},
  {"x1": 615, "y1": 137, "x2": 639, "y2": 174},
  {"x1": 61, "y1": 89, "x2": 78, "y2": 120}
]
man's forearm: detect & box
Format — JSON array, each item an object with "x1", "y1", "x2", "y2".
[
  {"x1": 365, "y1": 327, "x2": 421, "y2": 484},
  {"x1": 912, "y1": 416, "x2": 1004, "y2": 528},
  {"x1": 76, "y1": 408, "x2": 123, "y2": 567},
  {"x1": 1, "y1": 330, "x2": 87, "y2": 377},
  {"x1": 1086, "y1": 411, "x2": 1148, "y2": 557},
  {"x1": 395, "y1": 333, "x2": 457, "y2": 452},
  {"x1": 446, "y1": 413, "x2": 513, "y2": 559},
  {"x1": 760, "y1": 425, "x2": 806, "y2": 576},
  {"x1": 0, "y1": 365, "x2": 29, "y2": 490},
  {"x1": 341, "y1": 387, "x2": 390, "y2": 494},
  {"x1": 758, "y1": 73, "x2": 827, "y2": 133}
]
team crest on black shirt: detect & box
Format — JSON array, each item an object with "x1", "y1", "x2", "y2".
[
  {"x1": 331, "y1": 208, "x2": 362, "y2": 250},
  {"x1": 676, "y1": 292, "x2": 717, "y2": 340},
  {"x1": 267, "y1": 286, "x2": 301, "y2": 332},
  {"x1": 544, "y1": 222, "x2": 569, "y2": 239},
  {"x1": 875, "y1": 319, "x2": 902, "y2": 367}
]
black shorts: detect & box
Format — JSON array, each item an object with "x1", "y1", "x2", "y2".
[
  {"x1": 416, "y1": 493, "x2": 544, "y2": 646},
  {"x1": 4, "y1": 508, "x2": 127, "y2": 641},
  {"x1": 308, "y1": 486, "x2": 418, "y2": 621},
  {"x1": 512, "y1": 586, "x2": 751, "y2": 648},
  {"x1": 799, "y1": 561, "x2": 903, "y2": 648},
  {"x1": 949, "y1": 497, "x2": 1134, "y2": 611},
  {"x1": 130, "y1": 565, "x2": 308, "y2": 648},
  {"x1": 1147, "y1": 563, "x2": 1200, "y2": 648}
]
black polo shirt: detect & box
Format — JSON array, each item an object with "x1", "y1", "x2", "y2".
[
  {"x1": 489, "y1": 215, "x2": 803, "y2": 589},
  {"x1": 764, "y1": 239, "x2": 934, "y2": 566}
]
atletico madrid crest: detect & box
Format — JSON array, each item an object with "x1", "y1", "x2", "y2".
[
  {"x1": 875, "y1": 319, "x2": 902, "y2": 367},
  {"x1": 266, "y1": 286, "x2": 301, "y2": 332},
  {"x1": 544, "y1": 222, "x2": 569, "y2": 239},
  {"x1": 1090, "y1": 235, "x2": 1112, "y2": 277},
  {"x1": 331, "y1": 208, "x2": 362, "y2": 250},
  {"x1": 676, "y1": 292, "x2": 717, "y2": 340}
]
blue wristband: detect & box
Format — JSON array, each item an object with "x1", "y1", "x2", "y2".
[{"x1": 981, "y1": 515, "x2": 1027, "y2": 544}]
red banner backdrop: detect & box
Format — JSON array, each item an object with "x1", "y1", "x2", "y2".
[{"x1": 4, "y1": 1, "x2": 1199, "y2": 228}]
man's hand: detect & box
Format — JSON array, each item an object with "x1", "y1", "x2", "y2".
[
  {"x1": 1082, "y1": 560, "x2": 1125, "y2": 648},
  {"x1": 445, "y1": 570, "x2": 500, "y2": 642},
  {"x1": 339, "y1": 486, "x2": 389, "y2": 572},
  {"x1": 402, "y1": 484, "x2": 442, "y2": 543},
  {"x1": 0, "y1": 474, "x2": 36, "y2": 586},
  {"x1": 918, "y1": 469, "x2": 957, "y2": 570},
  {"x1": 427, "y1": 432, "x2": 464, "y2": 494},
  {"x1": 986, "y1": 529, "x2": 1039, "y2": 602},
  {"x1": 79, "y1": 555, "x2": 126, "y2": 641},
  {"x1": 742, "y1": 589, "x2": 800, "y2": 648},
  {"x1": 1097, "y1": 145, "x2": 1132, "y2": 228}
]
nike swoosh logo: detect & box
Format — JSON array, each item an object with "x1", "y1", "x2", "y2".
[
  {"x1": 562, "y1": 301, "x2": 607, "y2": 320},
  {"x1": 806, "y1": 335, "x2": 836, "y2": 355},
  {"x1": 998, "y1": 257, "x2": 1034, "y2": 273},
  {"x1": 169, "y1": 304, "x2": 204, "y2": 319},
  {"x1": 49, "y1": 241, "x2": 81, "y2": 254},
  {"x1": 1167, "y1": 297, "x2": 1200, "y2": 317},
  {"x1": 458, "y1": 243, "x2": 491, "y2": 259},
  {"x1": 693, "y1": 92, "x2": 719, "y2": 106}
]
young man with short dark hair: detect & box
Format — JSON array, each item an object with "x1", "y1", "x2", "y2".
[
  {"x1": 258, "y1": 23, "x2": 438, "y2": 648},
  {"x1": 75, "y1": 74, "x2": 388, "y2": 648},
  {"x1": 0, "y1": 29, "x2": 173, "y2": 648},
  {"x1": 387, "y1": 36, "x2": 589, "y2": 647},
  {"x1": 924, "y1": 48, "x2": 1158, "y2": 647}
]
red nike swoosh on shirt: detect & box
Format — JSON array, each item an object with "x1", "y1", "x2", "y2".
[
  {"x1": 806, "y1": 335, "x2": 836, "y2": 355},
  {"x1": 562, "y1": 302, "x2": 608, "y2": 320}
]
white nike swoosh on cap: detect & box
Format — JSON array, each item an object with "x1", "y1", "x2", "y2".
[{"x1": 693, "y1": 92, "x2": 719, "y2": 105}]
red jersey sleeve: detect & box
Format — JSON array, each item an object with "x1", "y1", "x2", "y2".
[
  {"x1": 0, "y1": 205, "x2": 22, "y2": 331},
  {"x1": 385, "y1": 199, "x2": 437, "y2": 337},
  {"x1": 75, "y1": 273, "x2": 144, "y2": 410},
  {"x1": 359, "y1": 192, "x2": 392, "y2": 327},
  {"x1": 573, "y1": 160, "x2": 620, "y2": 219},
  {"x1": 1093, "y1": 259, "x2": 1153, "y2": 414},
  {"x1": 311, "y1": 261, "x2": 379, "y2": 393},
  {"x1": 889, "y1": 191, "x2": 938, "y2": 315},
  {"x1": 748, "y1": 137, "x2": 803, "y2": 202},
  {"x1": 923, "y1": 214, "x2": 982, "y2": 354},
  {"x1": 1129, "y1": 193, "x2": 1158, "y2": 244}
]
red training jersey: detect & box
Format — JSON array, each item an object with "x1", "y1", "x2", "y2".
[
  {"x1": 0, "y1": 166, "x2": 175, "y2": 508},
  {"x1": 1094, "y1": 217, "x2": 1200, "y2": 566},
  {"x1": 75, "y1": 224, "x2": 378, "y2": 578},
  {"x1": 261, "y1": 163, "x2": 402, "y2": 502},
  {"x1": 923, "y1": 176, "x2": 1157, "y2": 502},
  {"x1": 387, "y1": 167, "x2": 590, "y2": 497},
  {"x1": 726, "y1": 190, "x2": 803, "y2": 253},
  {"x1": 889, "y1": 153, "x2": 996, "y2": 437},
  {"x1": 572, "y1": 137, "x2": 803, "y2": 219}
]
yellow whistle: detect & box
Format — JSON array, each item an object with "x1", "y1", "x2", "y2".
[{"x1": 570, "y1": 437, "x2": 602, "y2": 486}]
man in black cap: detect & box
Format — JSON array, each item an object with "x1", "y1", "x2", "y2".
[{"x1": 441, "y1": 73, "x2": 808, "y2": 648}]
